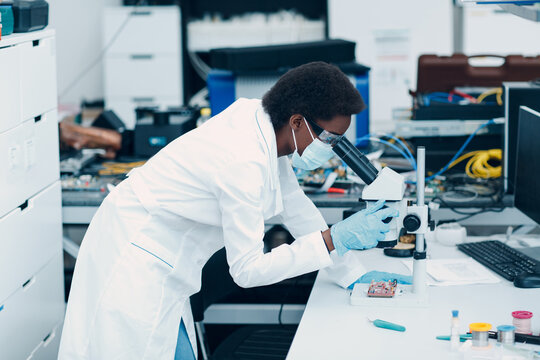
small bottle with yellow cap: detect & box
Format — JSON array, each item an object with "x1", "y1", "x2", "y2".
[
  {"x1": 470, "y1": 322, "x2": 492, "y2": 348},
  {"x1": 196, "y1": 107, "x2": 212, "y2": 127}
]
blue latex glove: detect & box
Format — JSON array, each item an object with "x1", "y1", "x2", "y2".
[
  {"x1": 348, "y1": 271, "x2": 413, "y2": 289},
  {"x1": 330, "y1": 200, "x2": 399, "y2": 256}
]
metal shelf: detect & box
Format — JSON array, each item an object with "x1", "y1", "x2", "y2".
[{"x1": 499, "y1": 4, "x2": 540, "y2": 22}]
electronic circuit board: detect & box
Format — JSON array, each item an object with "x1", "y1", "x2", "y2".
[{"x1": 367, "y1": 279, "x2": 398, "y2": 298}]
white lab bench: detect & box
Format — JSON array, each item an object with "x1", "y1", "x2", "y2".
[
  {"x1": 61, "y1": 190, "x2": 536, "y2": 326},
  {"x1": 286, "y1": 240, "x2": 540, "y2": 360}
]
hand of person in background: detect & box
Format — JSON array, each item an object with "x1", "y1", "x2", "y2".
[
  {"x1": 59, "y1": 121, "x2": 122, "y2": 159},
  {"x1": 330, "y1": 200, "x2": 398, "y2": 256},
  {"x1": 348, "y1": 270, "x2": 413, "y2": 289}
]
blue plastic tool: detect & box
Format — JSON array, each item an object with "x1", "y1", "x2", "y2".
[{"x1": 367, "y1": 317, "x2": 406, "y2": 332}]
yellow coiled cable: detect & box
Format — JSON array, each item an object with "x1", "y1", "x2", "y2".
[{"x1": 448, "y1": 149, "x2": 501, "y2": 179}]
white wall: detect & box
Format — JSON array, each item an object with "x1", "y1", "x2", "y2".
[
  {"x1": 48, "y1": 0, "x2": 121, "y2": 107},
  {"x1": 464, "y1": 4, "x2": 540, "y2": 56},
  {"x1": 329, "y1": 0, "x2": 453, "y2": 132}
]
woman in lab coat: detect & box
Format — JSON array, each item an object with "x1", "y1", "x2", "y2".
[{"x1": 59, "y1": 62, "x2": 397, "y2": 359}]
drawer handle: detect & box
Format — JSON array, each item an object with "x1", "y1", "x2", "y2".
[
  {"x1": 130, "y1": 54, "x2": 154, "y2": 60},
  {"x1": 131, "y1": 10, "x2": 151, "y2": 16},
  {"x1": 132, "y1": 97, "x2": 155, "y2": 103},
  {"x1": 34, "y1": 115, "x2": 42, "y2": 123},
  {"x1": 22, "y1": 276, "x2": 35, "y2": 290},
  {"x1": 43, "y1": 328, "x2": 56, "y2": 345},
  {"x1": 43, "y1": 332, "x2": 51, "y2": 343},
  {"x1": 19, "y1": 200, "x2": 29, "y2": 211},
  {"x1": 32, "y1": 40, "x2": 40, "y2": 47}
]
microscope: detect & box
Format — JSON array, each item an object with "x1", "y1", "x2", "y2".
[{"x1": 333, "y1": 137, "x2": 431, "y2": 298}]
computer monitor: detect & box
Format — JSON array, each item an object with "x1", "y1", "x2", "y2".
[
  {"x1": 514, "y1": 106, "x2": 540, "y2": 263},
  {"x1": 514, "y1": 106, "x2": 540, "y2": 224},
  {"x1": 503, "y1": 82, "x2": 540, "y2": 194}
]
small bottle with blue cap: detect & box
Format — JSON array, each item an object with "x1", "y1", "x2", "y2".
[
  {"x1": 497, "y1": 325, "x2": 515, "y2": 345},
  {"x1": 450, "y1": 310, "x2": 460, "y2": 350}
]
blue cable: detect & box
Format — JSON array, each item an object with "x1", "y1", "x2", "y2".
[
  {"x1": 352, "y1": 119, "x2": 495, "y2": 184},
  {"x1": 424, "y1": 119, "x2": 495, "y2": 182},
  {"x1": 357, "y1": 133, "x2": 417, "y2": 169},
  {"x1": 381, "y1": 134, "x2": 416, "y2": 168},
  {"x1": 423, "y1": 92, "x2": 467, "y2": 106},
  {"x1": 356, "y1": 136, "x2": 416, "y2": 170}
]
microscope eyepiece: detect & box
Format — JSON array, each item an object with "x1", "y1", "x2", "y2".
[{"x1": 333, "y1": 137, "x2": 378, "y2": 184}]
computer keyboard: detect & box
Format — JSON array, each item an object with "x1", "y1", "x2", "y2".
[{"x1": 457, "y1": 240, "x2": 539, "y2": 281}]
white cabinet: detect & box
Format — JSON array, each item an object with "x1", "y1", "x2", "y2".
[
  {"x1": 27, "y1": 322, "x2": 63, "y2": 360},
  {"x1": 0, "y1": 182, "x2": 63, "y2": 302},
  {"x1": 19, "y1": 37, "x2": 58, "y2": 121},
  {"x1": 103, "y1": 6, "x2": 183, "y2": 129},
  {"x1": 0, "y1": 110, "x2": 60, "y2": 218},
  {"x1": 0, "y1": 254, "x2": 65, "y2": 360},
  {"x1": 0, "y1": 45, "x2": 21, "y2": 133},
  {"x1": 0, "y1": 29, "x2": 64, "y2": 360}
]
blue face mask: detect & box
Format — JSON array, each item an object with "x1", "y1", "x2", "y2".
[{"x1": 291, "y1": 118, "x2": 335, "y2": 170}]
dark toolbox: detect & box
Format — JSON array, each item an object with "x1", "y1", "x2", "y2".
[
  {"x1": 12, "y1": 0, "x2": 48, "y2": 33},
  {"x1": 412, "y1": 54, "x2": 540, "y2": 120},
  {"x1": 133, "y1": 106, "x2": 197, "y2": 158}
]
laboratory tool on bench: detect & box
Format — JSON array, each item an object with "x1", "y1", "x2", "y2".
[
  {"x1": 450, "y1": 310, "x2": 461, "y2": 351},
  {"x1": 497, "y1": 325, "x2": 516, "y2": 345},
  {"x1": 512, "y1": 311, "x2": 533, "y2": 334},
  {"x1": 366, "y1": 279, "x2": 397, "y2": 298},
  {"x1": 486, "y1": 331, "x2": 540, "y2": 345},
  {"x1": 469, "y1": 323, "x2": 492, "y2": 347},
  {"x1": 436, "y1": 334, "x2": 471, "y2": 342},
  {"x1": 329, "y1": 135, "x2": 430, "y2": 306},
  {"x1": 366, "y1": 317, "x2": 406, "y2": 332}
]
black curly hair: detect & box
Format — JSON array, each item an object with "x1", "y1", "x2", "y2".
[{"x1": 262, "y1": 61, "x2": 365, "y2": 130}]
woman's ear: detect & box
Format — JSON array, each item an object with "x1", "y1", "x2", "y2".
[{"x1": 289, "y1": 114, "x2": 304, "y2": 131}]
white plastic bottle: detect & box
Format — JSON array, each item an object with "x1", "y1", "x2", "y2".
[{"x1": 450, "y1": 310, "x2": 460, "y2": 351}]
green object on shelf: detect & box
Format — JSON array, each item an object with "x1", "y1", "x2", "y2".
[{"x1": 0, "y1": 4, "x2": 15, "y2": 36}]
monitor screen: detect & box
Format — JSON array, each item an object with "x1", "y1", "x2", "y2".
[
  {"x1": 514, "y1": 106, "x2": 540, "y2": 225},
  {"x1": 503, "y1": 83, "x2": 540, "y2": 194}
]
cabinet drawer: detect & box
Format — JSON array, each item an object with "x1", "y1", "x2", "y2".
[
  {"x1": 104, "y1": 55, "x2": 181, "y2": 98},
  {"x1": 0, "y1": 110, "x2": 59, "y2": 218},
  {"x1": 0, "y1": 253, "x2": 64, "y2": 360},
  {"x1": 103, "y1": 6, "x2": 180, "y2": 55},
  {"x1": 27, "y1": 321, "x2": 63, "y2": 360},
  {"x1": 106, "y1": 96, "x2": 181, "y2": 130},
  {"x1": 0, "y1": 181, "x2": 62, "y2": 303},
  {"x1": 0, "y1": 45, "x2": 22, "y2": 134},
  {"x1": 19, "y1": 36, "x2": 57, "y2": 121}
]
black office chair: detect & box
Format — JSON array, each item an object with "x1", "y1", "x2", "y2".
[{"x1": 190, "y1": 227, "x2": 302, "y2": 360}]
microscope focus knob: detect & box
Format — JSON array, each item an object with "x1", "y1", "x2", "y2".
[{"x1": 403, "y1": 214, "x2": 421, "y2": 232}]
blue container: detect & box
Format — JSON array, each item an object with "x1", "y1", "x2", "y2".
[
  {"x1": 207, "y1": 67, "x2": 371, "y2": 145},
  {"x1": 0, "y1": 4, "x2": 15, "y2": 36}
]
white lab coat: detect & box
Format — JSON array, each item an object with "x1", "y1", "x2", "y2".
[{"x1": 58, "y1": 98, "x2": 366, "y2": 359}]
